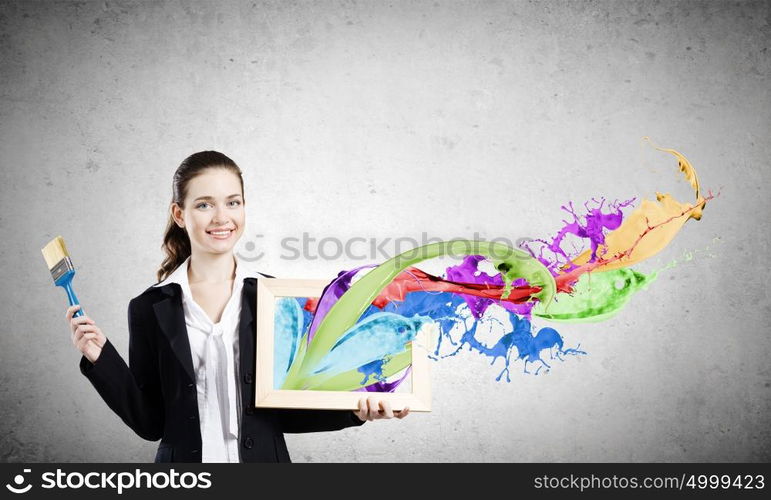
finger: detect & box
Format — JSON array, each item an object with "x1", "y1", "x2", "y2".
[
  {"x1": 75, "y1": 324, "x2": 96, "y2": 336},
  {"x1": 356, "y1": 397, "x2": 367, "y2": 419},
  {"x1": 367, "y1": 397, "x2": 380, "y2": 420},
  {"x1": 96, "y1": 327, "x2": 105, "y2": 343},
  {"x1": 353, "y1": 398, "x2": 362, "y2": 420},
  {"x1": 90, "y1": 327, "x2": 105, "y2": 348},
  {"x1": 381, "y1": 400, "x2": 394, "y2": 419},
  {"x1": 74, "y1": 324, "x2": 102, "y2": 345},
  {"x1": 70, "y1": 316, "x2": 94, "y2": 330},
  {"x1": 65, "y1": 304, "x2": 82, "y2": 319},
  {"x1": 72, "y1": 327, "x2": 85, "y2": 343},
  {"x1": 77, "y1": 333, "x2": 99, "y2": 351},
  {"x1": 80, "y1": 335, "x2": 104, "y2": 350},
  {"x1": 67, "y1": 308, "x2": 89, "y2": 324},
  {"x1": 395, "y1": 407, "x2": 410, "y2": 419},
  {"x1": 80, "y1": 339, "x2": 100, "y2": 357}
]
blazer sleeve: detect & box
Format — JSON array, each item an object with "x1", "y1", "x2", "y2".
[
  {"x1": 278, "y1": 408, "x2": 366, "y2": 434},
  {"x1": 79, "y1": 297, "x2": 164, "y2": 441}
]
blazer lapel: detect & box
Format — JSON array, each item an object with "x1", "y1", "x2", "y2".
[
  {"x1": 152, "y1": 278, "x2": 259, "y2": 390},
  {"x1": 238, "y1": 278, "x2": 257, "y2": 383},
  {"x1": 153, "y1": 284, "x2": 196, "y2": 383}
]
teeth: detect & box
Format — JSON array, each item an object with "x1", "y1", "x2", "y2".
[{"x1": 209, "y1": 230, "x2": 231, "y2": 236}]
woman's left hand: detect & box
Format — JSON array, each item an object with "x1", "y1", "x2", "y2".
[{"x1": 353, "y1": 396, "x2": 410, "y2": 422}]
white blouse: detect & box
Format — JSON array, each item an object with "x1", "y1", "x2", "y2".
[{"x1": 153, "y1": 254, "x2": 254, "y2": 462}]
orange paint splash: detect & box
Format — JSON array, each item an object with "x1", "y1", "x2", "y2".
[{"x1": 563, "y1": 138, "x2": 713, "y2": 277}]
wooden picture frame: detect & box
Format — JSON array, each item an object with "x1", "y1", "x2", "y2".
[{"x1": 254, "y1": 278, "x2": 432, "y2": 412}]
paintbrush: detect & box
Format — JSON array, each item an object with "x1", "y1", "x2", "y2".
[{"x1": 41, "y1": 236, "x2": 84, "y2": 318}]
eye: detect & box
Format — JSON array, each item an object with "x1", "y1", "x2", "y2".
[
  {"x1": 228, "y1": 200, "x2": 242, "y2": 207},
  {"x1": 195, "y1": 202, "x2": 211, "y2": 209}
]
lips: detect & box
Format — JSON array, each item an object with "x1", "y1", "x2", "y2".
[{"x1": 206, "y1": 228, "x2": 234, "y2": 239}]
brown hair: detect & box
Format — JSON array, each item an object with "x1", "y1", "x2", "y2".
[{"x1": 156, "y1": 151, "x2": 244, "y2": 283}]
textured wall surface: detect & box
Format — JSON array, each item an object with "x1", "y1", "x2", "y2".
[{"x1": 1, "y1": 0, "x2": 769, "y2": 462}]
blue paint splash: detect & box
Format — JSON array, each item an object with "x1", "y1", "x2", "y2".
[
  {"x1": 388, "y1": 291, "x2": 586, "y2": 380},
  {"x1": 311, "y1": 311, "x2": 430, "y2": 377}
]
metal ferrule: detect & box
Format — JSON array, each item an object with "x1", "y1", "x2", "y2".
[{"x1": 51, "y1": 256, "x2": 75, "y2": 282}]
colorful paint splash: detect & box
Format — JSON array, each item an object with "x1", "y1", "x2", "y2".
[{"x1": 271, "y1": 140, "x2": 715, "y2": 391}]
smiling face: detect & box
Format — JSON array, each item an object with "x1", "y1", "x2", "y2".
[{"x1": 171, "y1": 167, "x2": 246, "y2": 257}]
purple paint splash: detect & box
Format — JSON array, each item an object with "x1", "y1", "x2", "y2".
[
  {"x1": 307, "y1": 264, "x2": 376, "y2": 343},
  {"x1": 445, "y1": 255, "x2": 536, "y2": 319},
  {"x1": 523, "y1": 197, "x2": 636, "y2": 274}
]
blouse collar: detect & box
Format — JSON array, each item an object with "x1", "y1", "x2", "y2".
[{"x1": 153, "y1": 253, "x2": 255, "y2": 288}]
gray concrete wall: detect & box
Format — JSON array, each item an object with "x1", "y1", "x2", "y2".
[{"x1": 1, "y1": 0, "x2": 769, "y2": 462}]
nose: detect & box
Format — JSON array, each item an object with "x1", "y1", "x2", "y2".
[{"x1": 212, "y1": 206, "x2": 229, "y2": 224}]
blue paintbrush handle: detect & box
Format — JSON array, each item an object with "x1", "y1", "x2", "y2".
[{"x1": 57, "y1": 271, "x2": 84, "y2": 318}]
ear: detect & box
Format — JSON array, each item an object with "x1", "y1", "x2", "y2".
[{"x1": 171, "y1": 203, "x2": 185, "y2": 228}]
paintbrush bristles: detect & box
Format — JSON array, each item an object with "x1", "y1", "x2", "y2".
[{"x1": 41, "y1": 236, "x2": 70, "y2": 270}]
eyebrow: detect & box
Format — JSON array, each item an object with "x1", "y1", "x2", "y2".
[{"x1": 193, "y1": 194, "x2": 243, "y2": 202}]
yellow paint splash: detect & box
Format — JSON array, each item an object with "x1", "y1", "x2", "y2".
[{"x1": 565, "y1": 139, "x2": 710, "y2": 274}]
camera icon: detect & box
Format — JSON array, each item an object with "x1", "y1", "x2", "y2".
[{"x1": 5, "y1": 469, "x2": 32, "y2": 494}]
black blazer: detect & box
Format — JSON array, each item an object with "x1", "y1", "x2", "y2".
[{"x1": 80, "y1": 276, "x2": 365, "y2": 463}]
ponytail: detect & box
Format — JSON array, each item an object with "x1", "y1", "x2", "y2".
[{"x1": 157, "y1": 213, "x2": 191, "y2": 283}]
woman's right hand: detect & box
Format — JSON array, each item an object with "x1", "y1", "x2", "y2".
[{"x1": 66, "y1": 304, "x2": 107, "y2": 364}]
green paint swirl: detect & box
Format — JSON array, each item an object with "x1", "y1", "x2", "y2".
[{"x1": 533, "y1": 268, "x2": 657, "y2": 322}]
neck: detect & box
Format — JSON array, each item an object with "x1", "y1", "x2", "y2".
[{"x1": 188, "y1": 252, "x2": 236, "y2": 284}]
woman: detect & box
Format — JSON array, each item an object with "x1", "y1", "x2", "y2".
[{"x1": 66, "y1": 151, "x2": 408, "y2": 463}]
